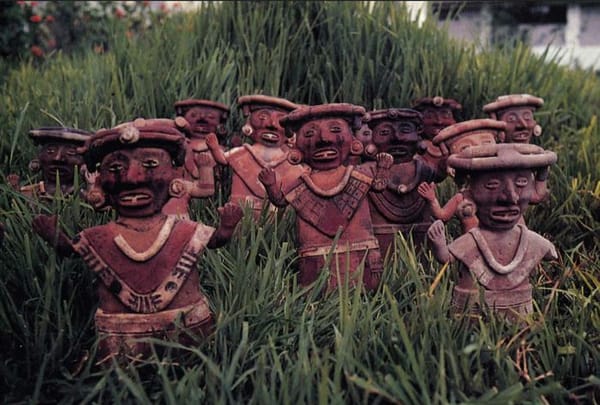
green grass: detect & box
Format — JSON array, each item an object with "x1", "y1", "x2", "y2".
[{"x1": 0, "y1": 1, "x2": 598, "y2": 403}]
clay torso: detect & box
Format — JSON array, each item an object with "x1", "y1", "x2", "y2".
[
  {"x1": 365, "y1": 159, "x2": 436, "y2": 251},
  {"x1": 283, "y1": 165, "x2": 382, "y2": 290}
]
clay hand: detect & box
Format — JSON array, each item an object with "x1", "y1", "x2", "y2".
[
  {"x1": 375, "y1": 152, "x2": 393, "y2": 170},
  {"x1": 32, "y1": 214, "x2": 60, "y2": 244},
  {"x1": 7, "y1": 174, "x2": 20, "y2": 190},
  {"x1": 218, "y1": 202, "x2": 243, "y2": 229},
  {"x1": 417, "y1": 182, "x2": 437, "y2": 201},
  {"x1": 258, "y1": 167, "x2": 277, "y2": 187},
  {"x1": 427, "y1": 220, "x2": 447, "y2": 246},
  {"x1": 84, "y1": 169, "x2": 99, "y2": 186},
  {"x1": 206, "y1": 133, "x2": 220, "y2": 150}
]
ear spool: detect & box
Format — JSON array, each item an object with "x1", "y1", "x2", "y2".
[
  {"x1": 28, "y1": 159, "x2": 41, "y2": 173},
  {"x1": 350, "y1": 139, "x2": 364, "y2": 155},
  {"x1": 169, "y1": 178, "x2": 187, "y2": 198},
  {"x1": 364, "y1": 143, "x2": 378, "y2": 158},
  {"x1": 216, "y1": 124, "x2": 227, "y2": 137},
  {"x1": 86, "y1": 188, "x2": 107, "y2": 210},
  {"x1": 241, "y1": 124, "x2": 253, "y2": 137},
  {"x1": 533, "y1": 124, "x2": 542, "y2": 137},
  {"x1": 416, "y1": 140, "x2": 427, "y2": 155},
  {"x1": 287, "y1": 149, "x2": 303, "y2": 165}
]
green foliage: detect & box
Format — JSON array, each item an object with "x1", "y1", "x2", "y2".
[{"x1": 0, "y1": 1, "x2": 598, "y2": 403}]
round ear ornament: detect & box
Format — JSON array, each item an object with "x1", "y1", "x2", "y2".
[{"x1": 287, "y1": 149, "x2": 303, "y2": 165}]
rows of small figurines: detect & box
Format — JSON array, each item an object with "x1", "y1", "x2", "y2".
[{"x1": 3, "y1": 94, "x2": 558, "y2": 362}]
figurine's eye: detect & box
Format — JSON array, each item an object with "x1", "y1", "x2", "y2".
[
  {"x1": 45, "y1": 146, "x2": 57, "y2": 154},
  {"x1": 330, "y1": 125, "x2": 342, "y2": 133},
  {"x1": 441, "y1": 110, "x2": 452, "y2": 118},
  {"x1": 485, "y1": 179, "x2": 500, "y2": 189},
  {"x1": 423, "y1": 111, "x2": 435, "y2": 120},
  {"x1": 363, "y1": 130, "x2": 372, "y2": 137},
  {"x1": 378, "y1": 128, "x2": 391, "y2": 136},
  {"x1": 399, "y1": 123, "x2": 415, "y2": 133},
  {"x1": 303, "y1": 128, "x2": 317, "y2": 138},
  {"x1": 142, "y1": 159, "x2": 159, "y2": 168},
  {"x1": 66, "y1": 147, "x2": 78, "y2": 156},
  {"x1": 505, "y1": 113, "x2": 518, "y2": 123},
  {"x1": 522, "y1": 111, "x2": 533, "y2": 120},
  {"x1": 207, "y1": 113, "x2": 216, "y2": 120},
  {"x1": 515, "y1": 177, "x2": 529, "y2": 187},
  {"x1": 258, "y1": 112, "x2": 269, "y2": 120},
  {"x1": 108, "y1": 163, "x2": 124, "y2": 173}
]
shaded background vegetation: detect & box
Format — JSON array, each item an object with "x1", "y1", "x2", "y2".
[{"x1": 0, "y1": 1, "x2": 598, "y2": 403}]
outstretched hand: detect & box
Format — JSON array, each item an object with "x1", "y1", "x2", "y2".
[
  {"x1": 258, "y1": 167, "x2": 277, "y2": 187},
  {"x1": 217, "y1": 202, "x2": 243, "y2": 229},
  {"x1": 375, "y1": 152, "x2": 393, "y2": 170},
  {"x1": 417, "y1": 182, "x2": 436, "y2": 201}
]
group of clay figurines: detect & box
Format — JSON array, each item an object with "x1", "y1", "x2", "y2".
[{"x1": 6, "y1": 93, "x2": 558, "y2": 362}]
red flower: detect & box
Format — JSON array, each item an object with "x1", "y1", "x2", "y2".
[
  {"x1": 29, "y1": 14, "x2": 42, "y2": 23},
  {"x1": 30, "y1": 45, "x2": 44, "y2": 57},
  {"x1": 45, "y1": 15, "x2": 55, "y2": 23},
  {"x1": 114, "y1": 7, "x2": 126, "y2": 18}
]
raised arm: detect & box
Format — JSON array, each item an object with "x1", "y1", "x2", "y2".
[
  {"x1": 418, "y1": 182, "x2": 464, "y2": 222},
  {"x1": 258, "y1": 167, "x2": 287, "y2": 208},
  {"x1": 32, "y1": 214, "x2": 75, "y2": 257},
  {"x1": 208, "y1": 202, "x2": 243, "y2": 249},
  {"x1": 427, "y1": 220, "x2": 454, "y2": 264},
  {"x1": 371, "y1": 152, "x2": 393, "y2": 191},
  {"x1": 206, "y1": 133, "x2": 228, "y2": 166}
]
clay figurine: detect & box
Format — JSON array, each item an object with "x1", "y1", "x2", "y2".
[
  {"x1": 412, "y1": 96, "x2": 462, "y2": 180},
  {"x1": 483, "y1": 94, "x2": 543, "y2": 144},
  {"x1": 8, "y1": 127, "x2": 92, "y2": 199},
  {"x1": 348, "y1": 122, "x2": 375, "y2": 165},
  {"x1": 224, "y1": 95, "x2": 305, "y2": 218},
  {"x1": 162, "y1": 99, "x2": 230, "y2": 217},
  {"x1": 259, "y1": 104, "x2": 392, "y2": 291},
  {"x1": 360, "y1": 108, "x2": 436, "y2": 254},
  {"x1": 417, "y1": 119, "x2": 502, "y2": 233},
  {"x1": 427, "y1": 143, "x2": 557, "y2": 320},
  {"x1": 33, "y1": 119, "x2": 242, "y2": 361}
]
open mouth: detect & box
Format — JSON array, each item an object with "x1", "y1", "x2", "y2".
[
  {"x1": 46, "y1": 166, "x2": 69, "y2": 176},
  {"x1": 511, "y1": 131, "x2": 530, "y2": 142},
  {"x1": 388, "y1": 146, "x2": 410, "y2": 158},
  {"x1": 313, "y1": 148, "x2": 339, "y2": 161},
  {"x1": 261, "y1": 132, "x2": 280, "y2": 143},
  {"x1": 118, "y1": 191, "x2": 152, "y2": 207},
  {"x1": 192, "y1": 125, "x2": 211, "y2": 134},
  {"x1": 490, "y1": 207, "x2": 521, "y2": 222}
]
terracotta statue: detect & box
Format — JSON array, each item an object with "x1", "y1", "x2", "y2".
[
  {"x1": 483, "y1": 94, "x2": 543, "y2": 144},
  {"x1": 417, "y1": 119, "x2": 503, "y2": 233},
  {"x1": 224, "y1": 95, "x2": 305, "y2": 218},
  {"x1": 8, "y1": 127, "x2": 91, "y2": 199},
  {"x1": 412, "y1": 96, "x2": 462, "y2": 180},
  {"x1": 427, "y1": 143, "x2": 557, "y2": 320},
  {"x1": 258, "y1": 104, "x2": 392, "y2": 292},
  {"x1": 162, "y1": 99, "x2": 230, "y2": 218},
  {"x1": 33, "y1": 119, "x2": 242, "y2": 361},
  {"x1": 360, "y1": 108, "x2": 436, "y2": 254}
]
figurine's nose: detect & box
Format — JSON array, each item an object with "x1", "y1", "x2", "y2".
[
  {"x1": 265, "y1": 114, "x2": 279, "y2": 130},
  {"x1": 122, "y1": 160, "x2": 145, "y2": 183},
  {"x1": 516, "y1": 115, "x2": 528, "y2": 128},
  {"x1": 433, "y1": 113, "x2": 443, "y2": 124},
  {"x1": 320, "y1": 129, "x2": 337, "y2": 143},
  {"x1": 52, "y1": 147, "x2": 65, "y2": 162},
  {"x1": 499, "y1": 181, "x2": 519, "y2": 204}
]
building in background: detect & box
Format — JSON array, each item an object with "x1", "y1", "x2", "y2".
[{"x1": 407, "y1": 1, "x2": 600, "y2": 71}]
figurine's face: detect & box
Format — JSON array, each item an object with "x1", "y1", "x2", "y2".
[
  {"x1": 38, "y1": 142, "x2": 84, "y2": 185},
  {"x1": 497, "y1": 107, "x2": 536, "y2": 143},
  {"x1": 295, "y1": 118, "x2": 352, "y2": 170},
  {"x1": 372, "y1": 120, "x2": 420, "y2": 163},
  {"x1": 448, "y1": 132, "x2": 496, "y2": 155},
  {"x1": 470, "y1": 169, "x2": 535, "y2": 230},
  {"x1": 421, "y1": 107, "x2": 455, "y2": 140},
  {"x1": 99, "y1": 147, "x2": 177, "y2": 218},
  {"x1": 354, "y1": 124, "x2": 373, "y2": 146},
  {"x1": 182, "y1": 106, "x2": 223, "y2": 139},
  {"x1": 248, "y1": 107, "x2": 287, "y2": 147}
]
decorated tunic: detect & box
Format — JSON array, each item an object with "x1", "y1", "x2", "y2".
[
  {"x1": 364, "y1": 159, "x2": 436, "y2": 253},
  {"x1": 72, "y1": 217, "x2": 215, "y2": 355},
  {"x1": 226, "y1": 144, "x2": 305, "y2": 215},
  {"x1": 448, "y1": 224, "x2": 557, "y2": 317},
  {"x1": 282, "y1": 165, "x2": 383, "y2": 291}
]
